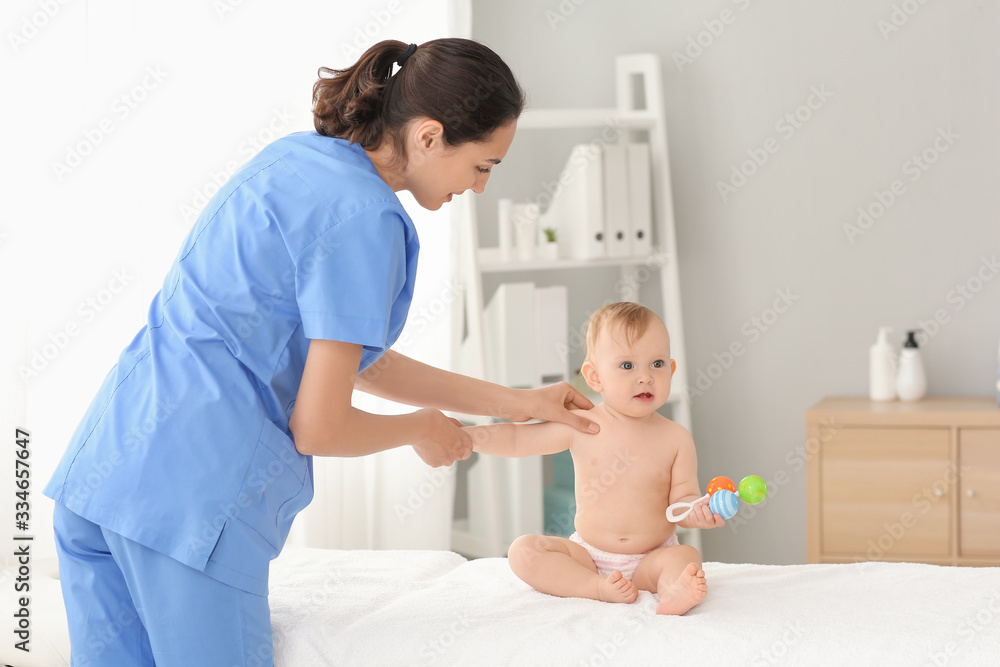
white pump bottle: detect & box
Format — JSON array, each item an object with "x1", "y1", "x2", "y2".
[
  {"x1": 896, "y1": 330, "x2": 927, "y2": 402},
  {"x1": 869, "y1": 326, "x2": 897, "y2": 401}
]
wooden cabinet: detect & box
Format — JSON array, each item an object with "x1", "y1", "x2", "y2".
[{"x1": 806, "y1": 397, "x2": 1000, "y2": 566}]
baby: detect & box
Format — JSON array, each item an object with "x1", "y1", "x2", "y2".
[{"x1": 468, "y1": 302, "x2": 722, "y2": 615}]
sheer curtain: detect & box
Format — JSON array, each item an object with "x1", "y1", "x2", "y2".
[{"x1": 287, "y1": 2, "x2": 473, "y2": 551}]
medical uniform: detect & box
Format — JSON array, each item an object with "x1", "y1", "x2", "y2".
[{"x1": 44, "y1": 131, "x2": 419, "y2": 666}]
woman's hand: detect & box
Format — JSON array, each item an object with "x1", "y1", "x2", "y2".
[
  {"x1": 411, "y1": 408, "x2": 474, "y2": 467},
  {"x1": 506, "y1": 382, "x2": 600, "y2": 434}
]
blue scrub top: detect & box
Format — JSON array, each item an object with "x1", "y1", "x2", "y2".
[{"x1": 44, "y1": 131, "x2": 420, "y2": 595}]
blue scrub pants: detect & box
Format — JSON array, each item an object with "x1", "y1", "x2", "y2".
[{"x1": 52, "y1": 503, "x2": 274, "y2": 667}]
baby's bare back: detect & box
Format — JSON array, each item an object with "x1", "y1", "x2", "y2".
[{"x1": 569, "y1": 406, "x2": 681, "y2": 554}]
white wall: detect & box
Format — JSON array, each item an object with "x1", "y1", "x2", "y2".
[
  {"x1": 0, "y1": 0, "x2": 461, "y2": 567},
  {"x1": 472, "y1": 0, "x2": 1000, "y2": 564}
]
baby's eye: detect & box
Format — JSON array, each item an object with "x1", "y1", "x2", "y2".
[
  {"x1": 652, "y1": 360, "x2": 664, "y2": 368},
  {"x1": 619, "y1": 362, "x2": 633, "y2": 370}
]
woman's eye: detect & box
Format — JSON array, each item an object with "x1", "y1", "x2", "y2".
[
  {"x1": 652, "y1": 360, "x2": 664, "y2": 368},
  {"x1": 478, "y1": 167, "x2": 491, "y2": 174},
  {"x1": 620, "y1": 362, "x2": 633, "y2": 370}
]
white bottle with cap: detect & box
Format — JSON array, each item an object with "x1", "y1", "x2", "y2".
[
  {"x1": 896, "y1": 330, "x2": 927, "y2": 402},
  {"x1": 869, "y1": 326, "x2": 897, "y2": 401}
]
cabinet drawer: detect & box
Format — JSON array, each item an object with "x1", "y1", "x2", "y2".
[
  {"x1": 820, "y1": 427, "x2": 951, "y2": 558},
  {"x1": 960, "y1": 429, "x2": 1000, "y2": 557}
]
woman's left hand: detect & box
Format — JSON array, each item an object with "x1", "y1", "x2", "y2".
[{"x1": 505, "y1": 382, "x2": 599, "y2": 434}]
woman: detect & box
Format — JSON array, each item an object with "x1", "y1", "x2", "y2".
[{"x1": 44, "y1": 39, "x2": 598, "y2": 666}]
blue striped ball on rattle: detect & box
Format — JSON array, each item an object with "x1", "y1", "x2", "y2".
[
  {"x1": 666, "y1": 475, "x2": 768, "y2": 523},
  {"x1": 709, "y1": 489, "x2": 740, "y2": 519}
]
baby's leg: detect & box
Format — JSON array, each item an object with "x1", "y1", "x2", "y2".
[
  {"x1": 508, "y1": 534, "x2": 637, "y2": 604},
  {"x1": 631, "y1": 544, "x2": 706, "y2": 615}
]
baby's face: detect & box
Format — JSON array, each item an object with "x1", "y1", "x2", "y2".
[{"x1": 585, "y1": 320, "x2": 675, "y2": 418}]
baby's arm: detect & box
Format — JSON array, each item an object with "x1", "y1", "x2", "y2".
[
  {"x1": 669, "y1": 425, "x2": 725, "y2": 530},
  {"x1": 466, "y1": 419, "x2": 574, "y2": 458}
]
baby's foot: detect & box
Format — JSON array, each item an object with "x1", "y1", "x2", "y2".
[
  {"x1": 597, "y1": 570, "x2": 638, "y2": 604},
  {"x1": 655, "y1": 562, "x2": 707, "y2": 615}
]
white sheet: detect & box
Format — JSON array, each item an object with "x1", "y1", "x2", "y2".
[{"x1": 269, "y1": 547, "x2": 1000, "y2": 666}]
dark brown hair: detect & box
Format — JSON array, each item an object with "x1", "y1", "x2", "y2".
[{"x1": 312, "y1": 39, "x2": 525, "y2": 164}]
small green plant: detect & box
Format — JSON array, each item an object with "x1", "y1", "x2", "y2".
[{"x1": 542, "y1": 227, "x2": 557, "y2": 243}]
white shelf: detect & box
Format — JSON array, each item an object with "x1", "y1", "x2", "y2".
[
  {"x1": 451, "y1": 53, "x2": 697, "y2": 559},
  {"x1": 451, "y1": 519, "x2": 489, "y2": 559},
  {"x1": 478, "y1": 247, "x2": 664, "y2": 273},
  {"x1": 519, "y1": 108, "x2": 658, "y2": 130}
]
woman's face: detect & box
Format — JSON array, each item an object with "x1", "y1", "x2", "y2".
[{"x1": 404, "y1": 120, "x2": 516, "y2": 211}]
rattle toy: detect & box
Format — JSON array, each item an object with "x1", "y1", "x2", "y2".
[{"x1": 666, "y1": 474, "x2": 768, "y2": 523}]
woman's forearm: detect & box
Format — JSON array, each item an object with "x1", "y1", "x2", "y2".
[
  {"x1": 293, "y1": 406, "x2": 429, "y2": 457},
  {"x1": 355, "y1": 350, "x2": 524, "y2": 420}
]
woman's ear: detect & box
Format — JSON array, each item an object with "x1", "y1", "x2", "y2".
[
  {"x1": 581, "y1": 360, "x2": 602, "y2": 393},
  {"x1": 411, "y1": 118, "x2": 444, "y2": 151},
  {"x1": 406, "y1": 118, "x2": 445, "y2": 170}
]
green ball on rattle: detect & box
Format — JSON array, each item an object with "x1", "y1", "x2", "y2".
[{"x1": 738, "y1": 475, "x2": 768, "y2": 505}]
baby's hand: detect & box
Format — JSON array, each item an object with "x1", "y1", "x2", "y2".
[{"x1": 678, "y1": 503, "x2": 726, "y2": 530}]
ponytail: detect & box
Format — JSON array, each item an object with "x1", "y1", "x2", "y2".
[
  {"x1": 312, "y1": 40, "x2": 401, "y2": 153},
  {"x1": 312, "y1": 38, "x2": 525, "y2": 163}
]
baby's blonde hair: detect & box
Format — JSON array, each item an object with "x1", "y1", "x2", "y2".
[{"x1": 584, "y1": 302, "x2": 666, "y2": 363}]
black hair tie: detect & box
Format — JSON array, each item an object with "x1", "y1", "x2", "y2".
[{"x1": 396, "y1": 43, "x2": 417, "y2": 67}]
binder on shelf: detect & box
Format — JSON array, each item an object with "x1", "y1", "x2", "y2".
[
  {"x1": 539, "y1": 144, "x2": 607, "y2": 260},
  {"x1": 602, "y1": 143, "x2": 631, "y2": 258},
  {"x1": 484, "y1": 282, "x2": 536, "y2": 388},
  {"x1": 533, "y1": 286, "x2": 569, "y2": 386},
  {"x1": 626, "y1": 143, "x2": 653, "y2": 257}
]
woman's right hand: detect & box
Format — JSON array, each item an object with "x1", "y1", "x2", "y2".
[{"x1": 411, "y1": 408, "x2": 473, "y2": 467}]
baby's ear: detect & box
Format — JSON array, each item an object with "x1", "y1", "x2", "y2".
[{"x1": 581, "y1": 360, "x2": 602, "y2": 392}]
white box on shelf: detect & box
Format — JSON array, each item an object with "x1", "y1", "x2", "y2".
[
  {"x1": 539, "y1": 144, "x2": 606, "y2": 260},
  {"x1": 602, "y1": 143, "x2": 631, "y2": 258},
  {"x1": 511, "y1": 203, "x2": 539, "y2": 262},
  {"x1": 484, "y1": 282, "x2": 536, "y2": 388},
  {"x1": 497, "y1": 198, "x2": 513, "y2": 262},
  {"x1": 534, "y1": 286, "x2": 569, "y2": 386},
  {"x1": 626, "y1": 143, "x2": 653, "y2": 257}
]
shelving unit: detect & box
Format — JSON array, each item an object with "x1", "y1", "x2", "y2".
[{"x1": 449, "y1": 54, "x2": 697, "y2": 558}]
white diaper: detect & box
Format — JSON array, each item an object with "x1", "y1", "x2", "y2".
[{"x1": 568, "y1": 532, "x2": 680, "y2": 579}]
